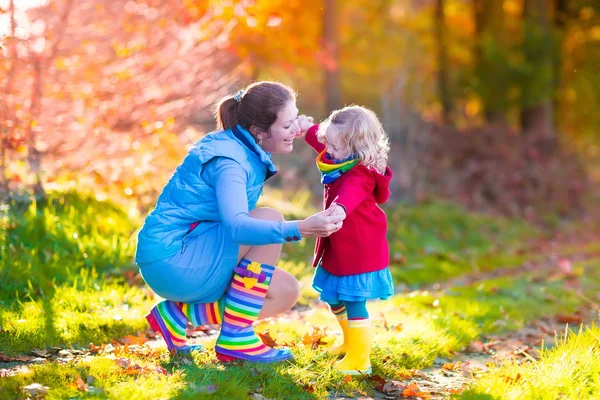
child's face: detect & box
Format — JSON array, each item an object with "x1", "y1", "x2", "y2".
[{"x1": 325, "y1": 126, "x2": 350, "y2": 160}]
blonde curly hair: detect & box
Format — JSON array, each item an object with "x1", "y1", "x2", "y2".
[{"x1": 317, "y1": 105, "x2": 390, "y2": 173}]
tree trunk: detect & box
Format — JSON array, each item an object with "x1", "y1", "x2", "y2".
[
  {"x1": 434, "y1": 0, "x2": 452, "y2": 125},
  {"x1": 552, "y1": 0, "x2": 568, "y2": 127},
  {"x1": 520, "y1": 0, "x2": 555, "y2": 138},
  {"x1": 27, "y1": 57, "x2": 46, "y2": 200},
  {"x1": 472, "y1": 0, "x2": 507, "y2": 124},
  {"x1": 25, "y1": 0, "x2": 74, "y2": 201},
  {"x1": 323, "y1": 0, "x2": 341, "y2": 112},
  {"x1": 0, "y1": 0, "x2": 17, "y2": 203}
]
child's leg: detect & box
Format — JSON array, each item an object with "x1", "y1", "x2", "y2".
[
  {"x1": 335, "y1": 300, "x2": 372, "y2": 375},
  {"x1": 344, "y1": 300, "x2": 369, "y2": 320},
  {"x1": 327, "y1": 302, "x2": 349, "y2": 356}
]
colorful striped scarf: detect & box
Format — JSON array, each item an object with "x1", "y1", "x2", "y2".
[{"x1": 316, "y1": 149, "x2": 358, "y2": 184}]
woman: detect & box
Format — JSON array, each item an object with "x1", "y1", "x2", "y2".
[{"x1": 135, "y1": 81, "x2": 345, "y2": 363}]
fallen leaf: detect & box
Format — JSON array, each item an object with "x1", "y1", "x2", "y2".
[
  {"x1": 23, "y1": 383, "x2": 49, "y2": 397},
  {"x1": 448, "y1": 387, "x2": 464, "y2": 394},
  {"x1": 302, "y1": 327, "x2": 327, "y2": 349},
  {"x1": 460, "y1": 360, "x2": 472, "y2": 378},
  {"x1": 121, "y1": 364, "x2": 143, "y2": 375},
  {"x1": 57, "y1": 349, "x2": 72, "y2": 358},
  {"x1": 369, "y1": 374, "x2": 388, "y2": 391},
  {"x1": 123, "y1": 270, "x2": 142, "y2": 286},
  {"x1": 30, "y1": 349, "x2": 49, "y2": 358},
  {"x1": 154, "y1": 366, "x2": 168, "y2": 375},
  {"x1": 258, "y1": 331, "x2": 279, "y2": 347},
  {"x1": 402, "y1": 382, "x2": 429, "y2": 398},
  {"x1": 115, "y1": 358, "x2": 131, "y2": 368},
  {"x1": 382, "y1": 316, "x2": 390, "y2": 330},
  {"x1": 103, "y1": 344, "x2": 115, "y2": 353},
  {"x1": 122, "y1": 332, "x2": 148, "y2": 346},
  {"x1": 0, "y1": 354, "x2": 33, "y2": 363},
  {"x1": 302, "y1": 382, "x2": 316, "y2": 393},
  {"x1": 442, "y1": 362, "x2": 461, "y2": 371},
  {"x1": 381, "y1": 380, "x2": 407, "y2": 395},
  {"x1": 556, "y1": 313, "x2": 583, "y2": 324},
  {"x1": 188, "y1": 325, "x2": 210, "y2": 337},
  {"x1": 503, "y1": 373, "x2": 522, "y2": 383},
  {"x1": 73, "y1": 375, "x2": 88, "y2": 391},
  {"x1": 114, "y1": 344, "x2": 129, "y2": 356},
  {"x1": 468, "y1": 340, "x2": 485, "y2": 353}
]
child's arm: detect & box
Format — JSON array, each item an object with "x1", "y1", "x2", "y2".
[
  {"x1": 303, "y1": 124, "x2": 325, "y2": 153},
  {"x1": 331, "y1": 168, "x2": 375, "y2": 216}
]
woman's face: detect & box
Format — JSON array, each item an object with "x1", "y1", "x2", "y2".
[{"x1": 258, "y1": 100, "x2": 300, "y2": 154}]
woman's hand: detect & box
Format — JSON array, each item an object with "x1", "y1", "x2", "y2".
[
  {"x1": 296, "y1": 115, "x2": 315, "y2": 138},
  {"x1": 328, "y1": 203, "x2": 346, "y2": 218},
  {"x1": 298, "y1": 203, "x2": 346, "y2": 238}
]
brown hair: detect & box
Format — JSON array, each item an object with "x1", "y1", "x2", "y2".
[{"x1": 215, "y1": 81, "x2": 296, "y2": 138}]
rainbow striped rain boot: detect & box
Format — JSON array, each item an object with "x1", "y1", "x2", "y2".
[
  {"x1": 214, "y1": 258, "x2": 293, "y2": 363},
  {"x1": 146, "y1": 299, "x2": 223, "y2": 354}
]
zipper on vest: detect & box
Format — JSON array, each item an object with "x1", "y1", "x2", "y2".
[{"x1": 181, "y1": 222, "x2": 200, "y2": 254}]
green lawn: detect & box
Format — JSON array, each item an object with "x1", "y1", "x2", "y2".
[{"x1": 1, "y1": 191, "x2": 598, "y2": 399}]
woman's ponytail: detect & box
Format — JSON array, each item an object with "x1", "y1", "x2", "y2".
[{"x1": 215, "y1": 96, "x2": 240, "y2": 130}]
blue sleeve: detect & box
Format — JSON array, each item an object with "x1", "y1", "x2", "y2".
[{"x1": 202, "y1": 157, "x2": 302, "y2": 246}]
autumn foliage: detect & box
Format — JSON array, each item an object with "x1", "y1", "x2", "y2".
[{"x1": 1, "y1": 1, "x2": 599, "y2": 218}]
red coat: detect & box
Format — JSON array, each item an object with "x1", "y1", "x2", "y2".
[{"x1": 305, "y1": 125, "x2": 393, "y2": 276}]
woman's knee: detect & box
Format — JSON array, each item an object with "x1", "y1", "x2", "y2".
[
  {"x1": 250, "y1": 207, "x2": 284, "y2": 222},
  {"x1": 269, "y1": 268, "x2": 300, "y2": 305}
]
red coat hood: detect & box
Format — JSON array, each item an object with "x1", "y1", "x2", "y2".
[{"x1": 372, "y1": 166, "x2": 393, "y2": 204}]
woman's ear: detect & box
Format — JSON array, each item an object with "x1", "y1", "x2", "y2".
[{"x1": 249, "y1": 125, "x2": 263, "y2": 142}]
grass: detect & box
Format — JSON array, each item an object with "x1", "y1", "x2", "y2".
[
  {"x1": 1, "y1": 190, "x2": 597, "y2": 399},
  {"x1": 385, "y1": 201, "x2": 537, "y2": 287},
  {"x1": 0, "y1": 192, "x2": 153, "y2": 353},
  {"x1": 1, "y1": 257, "x2": 598, "y2": 399},
  {"x1": 457, "y1": 325, "x2": 600, "y2": 400}
]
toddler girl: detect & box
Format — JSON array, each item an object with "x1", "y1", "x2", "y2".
[{"x1": 299, "y1": 105, "x2": 394, "y2": 375}]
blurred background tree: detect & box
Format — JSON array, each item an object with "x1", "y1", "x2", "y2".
[{"x1": 1, "y1": 0, "x2": 599, "y2": 219}]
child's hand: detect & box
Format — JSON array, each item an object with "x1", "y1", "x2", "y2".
[{"x1": 296, "y1": 115, "x2": 315, "y2": 138}]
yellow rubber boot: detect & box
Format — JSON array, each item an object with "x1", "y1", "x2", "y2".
[
  {"x1": 328, "y1": 318, "x2": 349, "y2": 356},
  {"x1": 334, "y1": 319, "x2": 372, "y2": 375}
]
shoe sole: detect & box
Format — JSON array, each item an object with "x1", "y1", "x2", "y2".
[
  {"x1": 215, "y1": 347, "x2": 293, "y2": 363},
  {"x1": 336, "y1": 366, "x2": 372, "y2": 375}
]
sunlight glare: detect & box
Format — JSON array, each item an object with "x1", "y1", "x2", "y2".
[{"x1": 0, "y1": 0, "x2": 49, "y2": 38}]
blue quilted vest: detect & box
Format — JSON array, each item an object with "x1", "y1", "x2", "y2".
[{"x1": 135, "y1": 125, "x2": 277, "y2": 264}]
